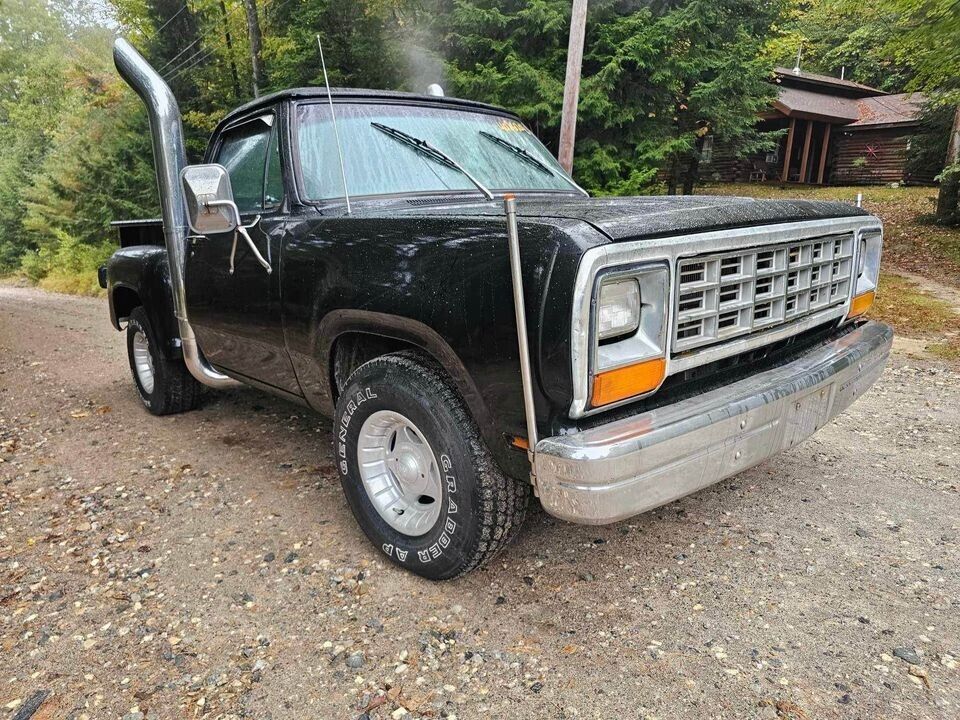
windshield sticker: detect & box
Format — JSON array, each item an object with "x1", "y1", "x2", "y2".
[{"x1": 497, "y1": 119, "x2": 527, "y2": 133}]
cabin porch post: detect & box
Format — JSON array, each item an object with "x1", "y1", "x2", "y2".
[
  {"x1": 798, "y1": 120, "x2": 814, "y2": 183},
  {"x1": 817, "y1": 123, "x2": 832, "y2": 184},
  {"x1": 781, "y1": 118, "x2": 797, "y2": 183}
]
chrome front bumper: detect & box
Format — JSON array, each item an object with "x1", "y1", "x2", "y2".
[{"x1": 535, "y1": 321, "x2": 893, "y2": 524}]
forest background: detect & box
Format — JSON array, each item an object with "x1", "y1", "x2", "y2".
[{"x1": 0, "y1": 0, "x2": 957, "y2": 292}]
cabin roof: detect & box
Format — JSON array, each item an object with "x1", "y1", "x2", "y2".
[
  {"x1": 773, "y1": 67, "x2": 885, "y2": 97},
  {"x1": 774, "y1": 86, "x2": 862, "y2": 122},
  {"x1": 218, "y1": 87, "x2": 514, "y2": 128},
  {"x1": 849, "y1": 93, "x2": 925, "y2": 128},
  {"x1": 771, "y1": 83, "x2": 924, "y2": 128}
]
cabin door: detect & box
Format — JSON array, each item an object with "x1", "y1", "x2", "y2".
[{"x1": 184, "y1": 113, "x2": 301, "y2": 394}]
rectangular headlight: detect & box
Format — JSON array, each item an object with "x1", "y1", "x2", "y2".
[
  {"x1": 590, "y1": 264, "x2": 669, "y2": 407},
  {"x1": 597, "y1": 279, "x2": 641, "y2": 340}
]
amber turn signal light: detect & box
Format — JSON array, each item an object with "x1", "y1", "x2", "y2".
[
  {"x1": 591, "y1": 357, "x2": 666, "y2": 407},
  {"x1": 848, "y1": 290, "x2": 875, "y2": 319}
]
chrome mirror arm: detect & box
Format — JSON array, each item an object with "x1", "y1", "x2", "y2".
[
  {"x1": 228, "y1": 232, "x2": 239, "y2": 274},
  {"x1": 202, "y1": 200, "x2": 271, "y2": 275},
  {"x1": 236, "y1": 219, "x2": 272, "y2": 274}
]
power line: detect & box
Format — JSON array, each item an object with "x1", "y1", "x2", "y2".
[
  {"x1": 157, "y1": 3, "x2": 237, "y2": 73},
  {"x1": 152, "y1": 0, "x2": 239, "y2": 54},
  {"x1": 158, "y1": 1, "x2": 246, "y2": 76},
  {"x1": 166, "y1": 46, "x2": 220, "y2": 83},
  {"x1": 154, "y1": 3, "x2": 190, "y2": 36},
  {"x1": 163, "y1": 0, "x2": 298, "y2": 84},
  {"x1": 163, "y1": 44, "x2": 215, "y2": 80}
]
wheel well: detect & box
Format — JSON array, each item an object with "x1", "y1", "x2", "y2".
[
  {"x1": 112, "y1": 286, "x2": 141, "y2": 324},
  {"x1": 331, "y1": 332, "x2": 421, "y2": 399}
]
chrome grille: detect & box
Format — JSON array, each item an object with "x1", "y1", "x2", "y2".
[{"x1": 673, "y1": 234, "x2": 854, "y2": 353}]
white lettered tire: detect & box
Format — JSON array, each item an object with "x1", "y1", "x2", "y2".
[
  {"x1": 126, "y1": 306, "x2": 201, "y2": 416},
  {"x1": 334, "y1": 352, "x2": 529, "y2": 580}
]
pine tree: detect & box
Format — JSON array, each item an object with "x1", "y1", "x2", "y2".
[{"x1": 442, "y1": 0, "x2": 786, "y2": 194}]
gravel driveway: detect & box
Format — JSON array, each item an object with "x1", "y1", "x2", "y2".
[{"x1": 1, "y1": 284, "x2": 958, "y2": 720}]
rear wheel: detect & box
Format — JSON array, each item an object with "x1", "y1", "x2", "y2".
[
  {"x1": 126, "y1": 306, "x2": 201, "y2": 415},
  {"x1": 335, "y1": 351, "x2": 529, "y2": 580}
]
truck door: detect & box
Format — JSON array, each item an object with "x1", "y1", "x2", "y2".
[{"x1": 184, "y1": 112, "x2": 301, "y2": 394}]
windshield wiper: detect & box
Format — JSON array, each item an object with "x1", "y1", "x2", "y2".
[
  {"x1": 479, "y1": 131, "x2": 588, "y2": 195},
  {"x1": 371, "y1": 122, "x2": 494, "y2": 200},
  {"x1": 480, "y1": 131, "x2": 555, "y2": 176}
]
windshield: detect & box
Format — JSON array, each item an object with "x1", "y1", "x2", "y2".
[{"x1": 296, "y1": 102, "x2": 578, "y2": 200}]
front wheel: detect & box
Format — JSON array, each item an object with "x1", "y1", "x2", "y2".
[
  {"x1": 126, "y1": 306, "x2": 201, "y2": 416},
  {"x1": 335, "y1": 352, "x2": 529, "y2": 580}
]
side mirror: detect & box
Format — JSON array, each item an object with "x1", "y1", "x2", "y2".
[{"x1": 181, "y1": 164, "x2": 239, "y2": 235}]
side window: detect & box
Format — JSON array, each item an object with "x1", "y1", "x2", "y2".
[
  {"x1": 215, "y1": 115, "x2": 283, "y2": 214},
  {"x1": 264, "y1": 124, "x2": 283, "y2": 210}
]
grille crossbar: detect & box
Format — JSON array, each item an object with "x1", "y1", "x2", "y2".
[{"x1": 673, "y1": 234, "x2": 854, "y2": 353}]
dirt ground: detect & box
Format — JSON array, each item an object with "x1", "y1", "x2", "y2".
[{"x1": 1, "y1": 283, "x2": 958, "y2": 720}]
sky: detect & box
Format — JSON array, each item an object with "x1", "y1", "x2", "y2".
[{"x1": 56, "y1": 0, "x2": 119, "y2": 28}]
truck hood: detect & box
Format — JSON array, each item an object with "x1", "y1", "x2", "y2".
[
  {"x1": 525, "y1": 195, "x2": 869, "y2": 241},
  {"x1": 390, "y1": 194, "x2": 870, "y2": 242}
]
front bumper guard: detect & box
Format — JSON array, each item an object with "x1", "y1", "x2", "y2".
[{"x1": 535, "y1": 320, "x2": 893, "y2": 524}]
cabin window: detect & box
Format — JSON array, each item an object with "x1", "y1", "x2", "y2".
[
  {"x1": 216, "y1": 114, "x2": 283, "y2": 213},
  {"x1": 700, "y1": 136, "x2": 714, "y2": 164},
  {"x1": 264, "y1": 124, "x2": 283, "y2": 210}
]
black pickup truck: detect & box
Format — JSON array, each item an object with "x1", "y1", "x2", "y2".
[{"x1": 102, "y1": 39, "x2": 891, "y2": 579}]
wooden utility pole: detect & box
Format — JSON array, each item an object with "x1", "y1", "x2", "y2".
[
  {"x1": 558, "y1": 0, "x2": 588, "y2": 174},
  {"x1": 936, "y1": 104, "x2": 960, "y2": 225},
  {"x1": 242, "y1": 0, "x2": 266, "y2": 97}
]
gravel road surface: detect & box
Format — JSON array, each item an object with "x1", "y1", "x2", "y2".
[{"x1": 1, "y1": 284, "x2": 958, "y2": 720}]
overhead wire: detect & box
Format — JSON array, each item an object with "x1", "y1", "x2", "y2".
[
  {"x1": 166, "y1": 46, "x2": 221, "y2": 83},
  {"x1": 154, "y1": 3, "x2": 190, "y2": 36},
  {"x1": 164, "y1": 0, "x2": 300, "y2": 85},
  {"x1": 156, "y1": 1, "x2": 244, "y2": 74},
  {"x1": 159, "y1": 1, "x2": 249, "y2": 78}
]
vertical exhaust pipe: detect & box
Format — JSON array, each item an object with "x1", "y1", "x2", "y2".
[{"x1": 113, "y1": 38, "x2": 239, "y2": 389}]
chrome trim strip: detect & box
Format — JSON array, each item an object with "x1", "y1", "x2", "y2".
[
  {"x1": 569, "y1": 216, "x2": 882, "y2": 418},
  {"x1": 543, "y1": 320, "x2": 892, "y2": 524}
]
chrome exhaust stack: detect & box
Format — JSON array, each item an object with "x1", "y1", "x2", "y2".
[{"x1": 113, "y1": 38, "x2": 239, "y2": 389}]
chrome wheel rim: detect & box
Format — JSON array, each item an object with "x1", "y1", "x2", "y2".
[
  {"x1": 132, "y1": 330, "x2": 155, "y2": 395},
  {"x1": 357, "y1": 410, "x2": 443, "y2": 537}
]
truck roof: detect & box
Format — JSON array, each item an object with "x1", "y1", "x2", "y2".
[{"x1": 219, "y1": 87, "x2": 516, "y2": 128}]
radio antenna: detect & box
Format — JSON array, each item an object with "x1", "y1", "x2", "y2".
[{"x1": 316, "y1": 34, "x2": 351, "y2": 215}]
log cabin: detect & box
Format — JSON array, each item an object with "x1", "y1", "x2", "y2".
[{"x1": 706, "y1": 67, "x2": 935, "y2": 186}]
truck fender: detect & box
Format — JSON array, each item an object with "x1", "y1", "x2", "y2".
[
  {"x1": 291, "y1": 309, "x2": 502, "y2": 455},
  {"x1": 106, "y1": 246, "x2": 182, "y2": 360}
]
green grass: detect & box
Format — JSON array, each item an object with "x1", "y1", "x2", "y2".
[
  {"x1": 700, "y1": 184, "x2": 960, "y2": 277},
  {"x1": 872, "y1": 273, "x2": 958, "y2": 333},
  {"x1": 18, "y1": 234, "x2": 111, "y2": 298},
  {"x1": 870, "y1": 272, "x2": 960, "y2": 361},
  {"x1": 37, "y1": 270, "x2": 105, "y2": 296}
]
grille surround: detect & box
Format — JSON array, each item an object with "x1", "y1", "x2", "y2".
[
  {"x1": 672, "y1": 234, "x2": 854, "y2": 354},
  {"x1": 568, "y1": 217, "x2": 880, "y2": 419}
]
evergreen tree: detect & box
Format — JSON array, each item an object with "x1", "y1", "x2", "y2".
[{"x1": 443, "y1": 0, "x2": 785, "y2": 194}]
